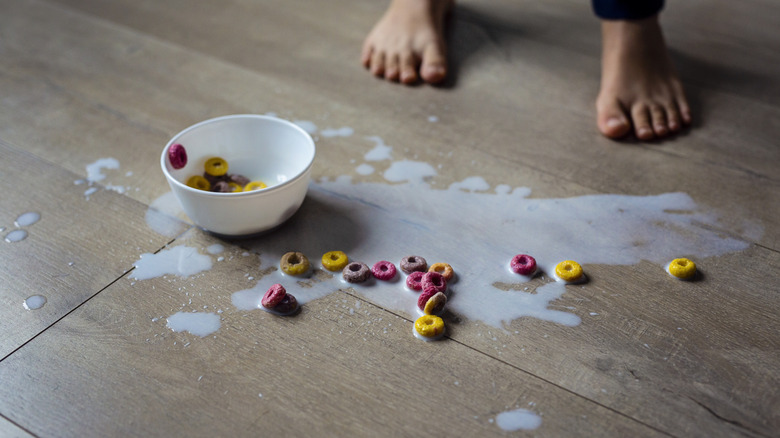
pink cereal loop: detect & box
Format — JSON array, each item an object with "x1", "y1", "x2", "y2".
[
  {"x1": 371, "y1": 261, "x2": 397, "y2": 281},
  {"x1": 510, "y1": 254, "x2": 537, "y2": 276},
  {"x1": 417, "y1": 290, "x2": 436, "y2": 311},
  {"x1": 261, "y1": 283, "x2": 287, "y2": 309},
  {"x1": 406, "y1": 271, "x2": 425, "y2": 291},
  {"x1": 421, "y1": 271, "x2": 447, "y2": 295},
  {"x1": 168, "y1": 143, "x2": 188, "y2": 169}
]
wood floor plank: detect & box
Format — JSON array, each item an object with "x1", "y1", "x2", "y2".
[
  {"x1": 2, "y1": 0, "x2": 776, "y2": 248},
  {"x1": 0, "y1": 140, "x2": 187, "y2": 359},
  {"x1": 0, "y1": 230, "x2": 665, "y2": 438},
  {"x1": 0, "y1": 417, "x2": 33, "y2": 438},
  {"x1": 0, "y1": 0, "x2": 777, "y2": 437}
]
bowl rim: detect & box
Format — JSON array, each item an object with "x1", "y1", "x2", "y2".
[{"x1": 160, "y1": 114, "x2": 316, "y2": 197}]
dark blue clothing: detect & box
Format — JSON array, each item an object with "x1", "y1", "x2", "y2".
[{"x1": 592, "y1": 0, "x2": 664, "y2": 20}]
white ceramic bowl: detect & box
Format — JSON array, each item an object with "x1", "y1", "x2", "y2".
[{"x1": 161, "y1": 114, "x2": 316, "y2": 236}]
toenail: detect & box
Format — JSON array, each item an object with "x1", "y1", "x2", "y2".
[{"x1": 606, "y1": 118, "x2": 624, "y2": 129}]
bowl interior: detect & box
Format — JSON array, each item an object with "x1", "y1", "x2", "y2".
[{"x1": 163, "y1": 115, "x2": 315, "y2": 193}]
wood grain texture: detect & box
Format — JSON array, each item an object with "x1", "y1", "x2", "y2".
[
  {"x1": 0, "y1": 417, "x2": 33, "y2": 438},
  {"x1": 0, "y1": 230, "x2": 664, "y2": 437},
  {"x1": 0, "y1": 141, "x2": 186, "y2": 359},
  {"x1": 0, "y1": 0, "x2": 777, "y2": 436}
]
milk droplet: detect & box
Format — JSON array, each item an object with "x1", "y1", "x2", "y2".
[
  {"x1": 15, "y1": 212, "x2": 41, "y2": 227},
  {"x1": 495, "y1": 408, "x2": 542, "y2": 431},
  {"x1": 23, "y1": 295, "x2": 47, "y2": 310}
]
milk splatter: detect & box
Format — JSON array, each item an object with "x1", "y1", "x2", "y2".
[
  {"x1": 495, "y1": 408, "x2": 542, "y2": 431},
  {"x1": 383, "y1": 161, "x2": 437, "y2": 183},
  {"x1": 166, "y1": 311, "x2": 221, "y2": 337},
  {"x1": 320, "y1": 127, "x2": 354, "y2": 138},
  {"x1": 145, "y1": 191, "x2": 189, "y2": 238},
  {"x1": 132, "y1": 246, "x2": 213, "y2": 280},
  {"x1": 4, "y1": 229, "x2": 28, "y2": 243},
  {"x1": 232, "y1": 177, "x2": 758, "y2": 329},
  {"x1": 364, "y1": 136, "x2": 392, "y2": 161},
  {"x1": 207, "y1": 244, "x2": 225, "y2": 255},
  {"x1": 355, "y1": 164, "x2": 375, "y2": 175},
  {"x1": 86, "y1": 158, "x2": 119, "y2": 183},
  {"x1": 23, "y1": 295, "x2": 47, "y2": 310},
  {"x1": 14, "y1": 212, "x2": 41, "y2": 227}
]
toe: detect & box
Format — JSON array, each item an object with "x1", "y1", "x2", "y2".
[
  {"x1": 631, "y1": 104, "x2": 655, "y2": 140},
  {"x1": 596, "y1": 99, "x2": 631, "y2": 139},
  {"x1": 361, "y1": 43, "x2": 373, "y2": 69},
  {"x1": 384, "y1": 54, "x2": 401, "y2": 82},
  {"x1": 420, "y1": 43, "x2": 447, "y2": 84},
  {"x1": 399, "y1": 50, "x2": 419, "y2": 84},
  {"x1": 650, "y1": 104, "x2": 669, "y2": 137},
  {"x1": 370, "y1": 51, "x2": 386, "y2": 77},
  {"x1": 665, "y1": 103, "x2": 682, "y2": 132}
]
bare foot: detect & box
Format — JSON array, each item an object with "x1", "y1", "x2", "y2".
[
  {"x1": 597, "y1": 16, "x2": 691, "y2": 140},
  {"x1": 361, "y1": 0, "x2": 452, "y2": 85}
]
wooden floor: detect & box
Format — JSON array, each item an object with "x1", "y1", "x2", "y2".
[{"x1": 1, "y1": 0, "x2": 778, "y2": 436}]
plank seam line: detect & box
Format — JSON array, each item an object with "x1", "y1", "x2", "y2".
[
  {"x1": 0, "y1": 412, "x2": 39, "y2": 438},
  {"x1": 338, "y1": 290, "x2": 678, "y2": 437},
  {"x1": 0, "y1": 237, "x2": 177, "y2": 365}
]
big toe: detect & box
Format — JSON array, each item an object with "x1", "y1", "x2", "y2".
[
  {"x1": 597, "y1": 100, "x2": 631, "y2": 139},
  {"x1": 420, "y1": 44, "x2": 447, "y2": 84}
]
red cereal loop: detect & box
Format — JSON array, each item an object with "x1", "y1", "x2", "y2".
[
  {"x1": 168, "y1": 143, "x2": 188, "y2": 169},
  {"x1": 510, "y1": 254, "x2": 537, "y2": 276},
  {"x1": 406, "y1": 271, "x2": 425, "y2": 291},
  {"x1": 417, "y1": 290, "x2": 436, "y2": 311},
  {"x1": 371, "y1": 261, "x2": 397, "y2": 281},
  {"x1": 261, "y1": 283, "x2": 287, "y2": 309},
  {"x1": 421, "y1": 271, "x2": 447, "y2": 295}
]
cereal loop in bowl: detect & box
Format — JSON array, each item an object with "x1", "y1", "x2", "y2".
[
  {"x1": 280, "y1": 251, "x2": 310, "y2": 276},
  {"x1": 400, "y1": 255, "x2": 427, "y2": 274},
  {"x1": 168, "y1": 143, "x2": 188, "y2": 169},
  {"x1": 372, "y1": 261, "x2": 397, "y2": 281},
  {"x1": 322, "y1": 251, "x2": 349, "y2": 272},
  {"x1": 204, "y1": 157, "x2": 229, "y2": 176},
  {"x1": 342, "y1": 262, "x2": 371, "y2": 283}
]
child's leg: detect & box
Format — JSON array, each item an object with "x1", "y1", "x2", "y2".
[
  {"x1": 361, "y1": 0, "x2": 452, "y2": 84},
  {"x1": 594, "y1": 1, "x2": 691, "y2": 140}
]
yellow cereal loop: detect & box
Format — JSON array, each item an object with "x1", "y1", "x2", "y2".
[
  {"x1": 227, "y1": 182, "x2": 243, "y2": 192},
  {"x1": 244, "y1": 181, "x2": 268, "y2": 191},
  {"x1": 428, "y1": 262, "x2": 454, "y2": 281},
  {"x1": 555, "y1": 260, "x2": 583, "y2": 282},
  {"x1": 185, "y1": 175, "x2": 211, "y2": 191},
  {"x1": 668, "y1": 258, "x2": 696, "y2": 279},
  {"x1": 280, "y1": 251, "x2": 310, "y2": 276},
  {"x1": 204, "y1": 157, "x2": 229, "y2": 176},
  {"x1": 321, "y1": 251, "x2": 349, "y2": 272},
  {"x1": 414, "y1": 315, "x2": 445, "y2": 338}
]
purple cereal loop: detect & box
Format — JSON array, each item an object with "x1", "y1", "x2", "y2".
[
  {"x1": 510, "y1": 254, "x2": 537, "y2": 276},
  {"x1": 342, "y1": 262, "x2": 371, "y2": 283},
  {"x1": 229, "y1": 174, "x2": 251, "y2": 187},
  {"x1": 274, "y1": 293, "x2": 298, "y2": 315},
  {"x1": 168, "y1": 143, "x2": 188, "y2": 169},
  {"x1": 400, "y1": 255, "x2": 427, "y2": 274},
  {"x1": 212, "y1": 181, "x2": 231, "y2": 192},
  {"x1": 261, "y1": 283, "x2": 287, "y2": 308},
  {"x1": 406, "y1": 271, "x2": 425, "y2": 291},
  {"x1": 421, "y1": 271, "x2": 447, "y2": 295},
  {"x1": 371, "y1": 261, "x2": 397, "y2": 281}
]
